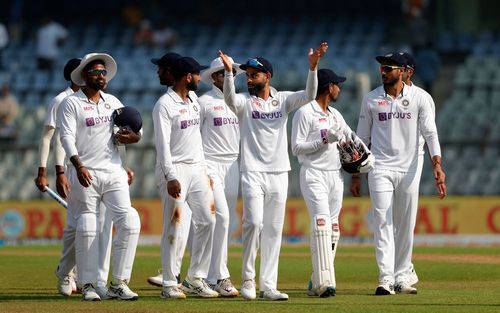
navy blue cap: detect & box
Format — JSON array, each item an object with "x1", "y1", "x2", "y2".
[
  {"x1": 240, "y1": 57, "x2": 273, "y2": 77},
  {"x1": 318, "y1": 68, "x2": 346, "y2": 87},
  {"x1": 112, "y1": 106, "x2": 143, "y2": 133},
  {"x1": 151, "y1": 52, "x2": 182, "y2": 67},
  {"x1": 172, "y1": 57, "x2": 209, "y2": 77},
  {"x1": 375, "y1": 52, "x2": 407, "y2": 67},
  {"x1": 64, "y1": 58, "x2": 82, "y2": 81},
  {"x1": 400, "y1": 52, "x2": 416, "y2": 70}
]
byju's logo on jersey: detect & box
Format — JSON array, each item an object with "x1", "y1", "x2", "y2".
[
  {"x1": 320, "y1": 129, "x2": 328, "y2": 139},
  {"x1": 378, "y1": 112, "x2": 411, "y2": 121},
  {"x1": 251, "y1": 111, "x2": 283, "y2": 120},
  {"x1": 85, "y1": 115, "x2": 112, "y2": 127},
  {"x1": 180, "y1": 118, "x2": 200, "y2": 129},
  {"x1": 86, "y1": 117, "x2": 95, "y2": 127},
  {"x1": 213, "y1": 117, "x2": 238, "y2": 126}
]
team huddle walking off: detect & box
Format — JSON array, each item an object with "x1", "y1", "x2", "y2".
[{"x1": 35, "y1": 43, "x2": 447, "y2": 301}]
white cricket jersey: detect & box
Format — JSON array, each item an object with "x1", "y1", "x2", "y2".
[
  {"x1": 356, "y1": 83, "x2": 441, "y2": 172},
  {"x1": 224, "y1": 70, "x2": 317, "y2": 172},
  {"x1": 291, "y1": 101, "x2": 354, "y2": 171},
  {"x1": 44, "y1": 86, "x2": 74, "y2": 128},
  {"x1": 153, "y1": 88, "x2": 205, "y2": 182},
  {"x1": 58, "y1": 90, "x2": 125, "y2": 171},
  {"x1": 412, "y1": 83, "x2": 436, "y2": 156},
  {"x1": 199, "y1": 85, "x2": 239, "y2": 163}
]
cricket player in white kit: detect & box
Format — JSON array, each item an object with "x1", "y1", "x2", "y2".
[
  {"x1": 351, "y1": 52, "x2": 447, "y2": 295},
  {"x1": 148, "y1": 52, "x2": 194, "y2": 288},
  {"x1": 58, "y1": 53, "x2": 141, "y2": 301},
  {"x1": 34, "y1": 58, "x2": 120, "y2": 299},
  {"x1": 35, "y1": 58, "x2": 81, "y2": 296},
  {"x1": 219, "y1": 42, "x2": 327, "y2": 301},
  {"x1": 291, "y1": 68, "x2": 374, "y2": 298},
  {"x1": 198, "y1": 56, "x2": 245, "y2": 297},
  {"x1": 400, "y1": 51, "x2": 435, "y2": 287},
  {"x1": 153, "y1": 56, "x2": 218, "y2": 299}
]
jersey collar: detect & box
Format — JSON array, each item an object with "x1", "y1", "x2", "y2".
[
  {"x1": 167, "y1": 87, "x2": 193, "y2": 104},
  {"x1": 75, "y1": 89, "x2": 108, "y2": 104},
  {"x1": 310, "y1": 100, "x2": 332, "y2": 115}
]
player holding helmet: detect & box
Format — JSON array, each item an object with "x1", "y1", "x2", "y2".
[{"x1": 291, "y1": 68, "x2": 373, "y2": 298}]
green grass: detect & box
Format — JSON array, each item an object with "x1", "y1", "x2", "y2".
[{"x1": 1, "y1": 245, "x2": 499, "y2": 312}]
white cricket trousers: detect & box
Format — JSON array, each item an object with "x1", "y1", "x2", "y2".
[
  {"x1": 368, "y1": 160, "x2": 423, "y2": 285},
  {"x1": 157, "y1": 163, "x2": 215, "y2": 287},
  {"x1": 241, "y1": 171, "x2": 288, "y2": 292},
  {"x1": 300, "y1": 167, "x2": 343, "y2": 231},
  {"x1": 69, "y1": 167, "x2": 141, "y2": 285},
  {"x1": 206, "y1": 159, "x2": 239, "y2": 284},
  {"x1": 56, "y1": 201, "x2": 113, "y2": 288}
]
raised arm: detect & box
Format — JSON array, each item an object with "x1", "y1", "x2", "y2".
[
  {"x1": 285, "y1": 42, "x2": 328, "y2": 113},
  {"x1": 219, "y1": 50, "x2": 246, "y2": 115}
]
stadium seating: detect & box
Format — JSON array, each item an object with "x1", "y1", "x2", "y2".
[{"x1": 0, "y1": 17, "x2": 498, "y2": 199}]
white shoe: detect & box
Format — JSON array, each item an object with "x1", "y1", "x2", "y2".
[
  {"x1": 259, "y1": 289, "x2": 289, "y2": 301},
  {"x1": 240, "y1": 279, "x2": 256, "y2": 300},
  {"x1": 160, "y1": 286, "x2": 186, "y2": 299},
  {"x1": 147, "y1": 273, "x2": 163, "y2": 287},
  {"x1": 81, "y1": 283, "x2": 101, "y2": 301},
  {"x1": 181, "y1": 276, "x2": 219, "y2": 298},
  {"x1": 375, "y1": 280, "x2": 395, "y2": 295},
  {"x1": 395, "y1": 282, "x2": 418, "y2": 294},
  {"x1": 214, "y1": 278, "x2": 239, "y2": 297},
  {"x1": 95, "y1": 285, "x2": 113, "y2": 300},
  {"x1": 408, "y1": 267, "x2": 419, "y2": 286},
  {"x1": 56, "y1": 273, "x2": 75, "y2": 297},
  {"x1": 107, "y1": 280, "x2": 139, "y2": 300}
]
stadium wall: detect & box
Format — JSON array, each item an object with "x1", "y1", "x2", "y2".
[{"x1": 1, "y1": 197, "x2": 499, "y2": 246}]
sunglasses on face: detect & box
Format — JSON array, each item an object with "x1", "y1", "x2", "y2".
[
  {"x1": 215, "y1": 69, "x2": 237, "y2": 76},
  {"x1": 87, "y1": 69, "x2": 108, "y2": 76},
  {"x1": 246, "y1": 58, "x2": 264, "y2": 67},
  {"x1": 379, "y1": 65, "x2": 403, "y2": 73}
]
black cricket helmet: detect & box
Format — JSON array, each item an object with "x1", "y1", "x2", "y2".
[
  {"x1": 112, "y1": 106, "x2": 142, "y2": 133},
  {"x1": 338, "y1": 139, "x2": 370, "y2": 174}
]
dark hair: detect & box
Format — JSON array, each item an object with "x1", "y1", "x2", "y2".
[
  {"x1": 83, "y1": 60, "x2": 106, "y2": 72},
  {"x1": 316, "y1": 83, "x2": 331, "y2": 96}
]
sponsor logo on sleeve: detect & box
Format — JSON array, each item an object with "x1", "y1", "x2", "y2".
[{"x1": 320, "y1": 129, "x2": 327, "y2": 139}]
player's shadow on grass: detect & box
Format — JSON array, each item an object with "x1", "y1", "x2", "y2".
[{"x1": 0, "y1": 294, "x2": 72, "y2": 301}]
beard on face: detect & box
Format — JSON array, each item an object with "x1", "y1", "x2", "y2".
[
  {"x1": 247, "y1": 82, "x2": 265, "y2": 95},
  {"x1": 187, "y1": 80, "x2": 198, "y2": 91},
  {"x1": 382, "y1": 74, "x2": 399, "y2": 86},
  {"x1": 87, "y1": 78, "x2": 106, "y2": 91}
]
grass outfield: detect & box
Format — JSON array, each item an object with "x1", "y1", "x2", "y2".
[{"x1": 1, "y1": 245, "x2": 499, "y2": 313}]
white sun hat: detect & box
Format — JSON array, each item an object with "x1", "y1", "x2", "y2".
[
  {"x1": 201, "y1": 56, "x2": 244, "y2": 85},
  {"x1": 70, "y1": 53, "x2": 117, "y2": 86}
]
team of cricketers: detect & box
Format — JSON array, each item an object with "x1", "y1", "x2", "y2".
[{"x1": 35, "y1": 44, "x2": 447, "y2": 300}]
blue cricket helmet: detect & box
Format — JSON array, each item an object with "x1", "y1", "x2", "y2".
[{"x1": 112, "y1": 106, "x2": 142, "y2": 133}]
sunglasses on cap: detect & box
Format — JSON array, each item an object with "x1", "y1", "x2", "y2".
[
  {"x1": 87, "y1": 69, "x2": 108, "y2": 76},
  {"x1": 246, "y1": 58, "x2": 264, "y2": 67},
  {"x1": 379, "y1": 65, "x2": 403, "y2": 73}
]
